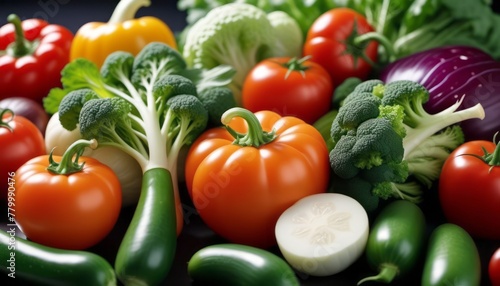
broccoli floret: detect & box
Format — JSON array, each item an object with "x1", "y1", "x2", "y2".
[
  {"x1": 58, "y1": 88, "x2": 99, "y2": 130},
  {"x1": 164, "y1": 94, "x2": 208, "y2": 149},
  {"x1": 153, "y1": 74, "x2": 199, "y2": 111},
  {"x1": 330, "y1": 92, "x2": 381, "y2": 143},
  {"x1": 381, "y1": 80, "x2": 484, "y2": 158},
  {"x1": 182, "y1": 3, "x2": 303, "y2": 105},
  {"x1": 352, "y1": 79, "x2": 384, "y2": 94},
  {"x1": 131, "y1": 42, "x2": 187, "y2": 86},
  {"x1": 329, "y1": 79, "x2": 485, "y2": 211},
  {"x1": 197, "y1": 86, "x2": 237, "y2": 126},
  {"x1": 330, "y1": 117, "x2": 405, "y2": 179},
  {"x1": 79, "y1": 97, "x2": 132, "y2": 143},
  {"x1": 381, "y1": 80, "x2": 430, "y2": 128},
  {"x1": 100, "y1": 51, "x2": 135, "y2": 89}
]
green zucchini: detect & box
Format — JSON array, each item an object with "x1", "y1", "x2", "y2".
[
  {"x1": 0, "y1": 229, "x2": 115, "y2": 285},
  {"x1": 421, "y1": 223, "x2": 481, "y2": 286},
  {"x1": 358, "y1": 200, "x2": 426, "y2": 285},
  {"x1": 114, "y1": 167, "x2": 177, "y2": 285},
  {"x1": 187, "y1": 243, "x2": 300, "y2": 286}
]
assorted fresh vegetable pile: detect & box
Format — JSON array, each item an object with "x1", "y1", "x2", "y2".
[{"x1": 2, "y1": 0, "x2": 500, "y2": 285}]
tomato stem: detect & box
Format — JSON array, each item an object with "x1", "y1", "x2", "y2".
[
  {"x1": 221, "y1": 107, "x2": 276, "y2": 147},
  {"x1": 484, "y1": 132, "x2": 500, "y2": 168},
  {"x1": 0, "y1": 108, "x2": 14, "y2": 132},
  {"x1": 47, "y1": 139, "x2": 98, "y2": 175},
  {"x1": 280, "y1": 56, "x2": 312, "y2": 79},
  {"x1": 6, "y1": 14, "x2": 35, "y2": 58}
]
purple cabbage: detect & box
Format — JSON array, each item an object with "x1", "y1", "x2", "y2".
[{"x1": 380, "y1": 45, "x2": 500, "y2": 141}]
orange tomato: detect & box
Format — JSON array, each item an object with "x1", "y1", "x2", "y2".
[
  {"x1": 14, "y1": 153, "x2": 122, "y2": 250},
  {"x1": 185, "y1": 108, "x2": 330, "y2": 248}
]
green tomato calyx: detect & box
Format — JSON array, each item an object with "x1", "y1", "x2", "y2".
[{"x1": 47, "y1": 139, "x2": 98, "y2": 175}]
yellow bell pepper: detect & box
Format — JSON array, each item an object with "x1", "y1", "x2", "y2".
[{"x1": 70, "y1": 0, "x2": 177, "y2": 68}]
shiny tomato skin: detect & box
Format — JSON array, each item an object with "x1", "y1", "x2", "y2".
[
  {"x1": 14, "y1": 155, "x2": 122, "y2": 250},
  {"x1": 241, "y1": 57, "x2": 333, "y2": 124},
  {"x1": 303, "y1": 8, "x2": 378, "y2": 87},
  {"x1": 0, "y1": 114, "x2": 45, "y2": 200},
  {"x1": 490, "y1": 247, "x2": 500, "y2": 286},
  {"x1": 185, "y1": 111, "x2": 330, "y2": 248},
  {"x1": 439, "y1": 140, "x2": 500, "y2": 240}
]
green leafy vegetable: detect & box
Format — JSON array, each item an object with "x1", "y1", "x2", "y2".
[
  {"x1": 329, "y1": 80, "x2": 485, "y2": 212},
  {"x1": 337, "y1": 0, "x2": 500, "y2": 62}
]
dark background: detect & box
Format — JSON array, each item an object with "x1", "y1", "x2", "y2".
[
  {"x1": 0, "y1": 0, "x2": 188, "y2": 34},
  {"x1": 1, "y1": 1, "x2": 500, "y2": 286}
]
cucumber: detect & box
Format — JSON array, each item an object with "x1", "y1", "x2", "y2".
[
  {"x1": 114, "y1": 167, "x2": 177, "y2": 285},
  {"x1": 0, "y1": 229, "x2": 116, "y2": 285},
  {"x1": 358, "y1": 199, "x2": 426, "y2": 285},
  {"x1": 187, "y1": 243, "x2": 300, "y2": 286},
  {"x1": 421, "y1": 223, "x2": 481, "y2": 286}
]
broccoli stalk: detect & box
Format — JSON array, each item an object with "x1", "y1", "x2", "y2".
[
  {"x1": 47, "y1": 42, "x2": 227, "y2": 285},
  {"x1": 329, "y1": 80, "x2": 485, "y2": 212}
]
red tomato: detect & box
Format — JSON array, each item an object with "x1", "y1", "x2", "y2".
[
  {"x1": 0, "y1": 111, "x2": 45, "y2": 200},
  {"x1": 303, "y1": 8, "x2": 378, "y2": 87},
  {"x1": 241, "y1": 57, "x2": 333, "y2": 124},
  {"x1": 185, "y1": 108, "x2": 330, "y2": 248},
  {"x1": 490, "y1": 247, "x2": 500, "y2": 286},
  {"x1": 439, "y1": 140, "x2": 500, "y2": 240},
  {"x1": 14, "y1": 152, "x2": 122, "y2": 250}
]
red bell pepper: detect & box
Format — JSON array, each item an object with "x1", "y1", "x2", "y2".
[{"x1": 0, "y1": 14, "x2": 73, "y2": 103}]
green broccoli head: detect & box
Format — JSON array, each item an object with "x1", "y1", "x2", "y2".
[
  {"x1": 378, "y1": 104, "x2": 406, "y2": 138},
  {"x1": 153, "y1": 74, "x2": 198, "y2": 103},
  {"x1": 197, "y1": 86, "x2": 237, "y2": 126},
  {"x1": 165, "y1": 94, "x2": 208, "y2": 146},
  {"x1": 381, "y1": 80, "x2": 429, "y2": 128},
  {"x1": 100, "y1": 51, "x2": 135, "y2": 89},
  {"x1": 78, "y1": 97, "x2": 132, "y2": 143},
  {"x1": 352, "y1": 79, "x2": 384, "y2": 94},
  {"x1": 131, "y1": 42, "x2": 187, "y2": 87},
  {"x1": 328, "y1": 79, "x2": 485, "y2": 212},
  {"x1": 58, "y1": 88, "x2": 99, "y2": 131},
  {"x1": 330, "y1": 117, "x2": 405, "y2": 179},
  {"x1": 330, "y1": 92, "x2": 381, "y2": 144}
]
